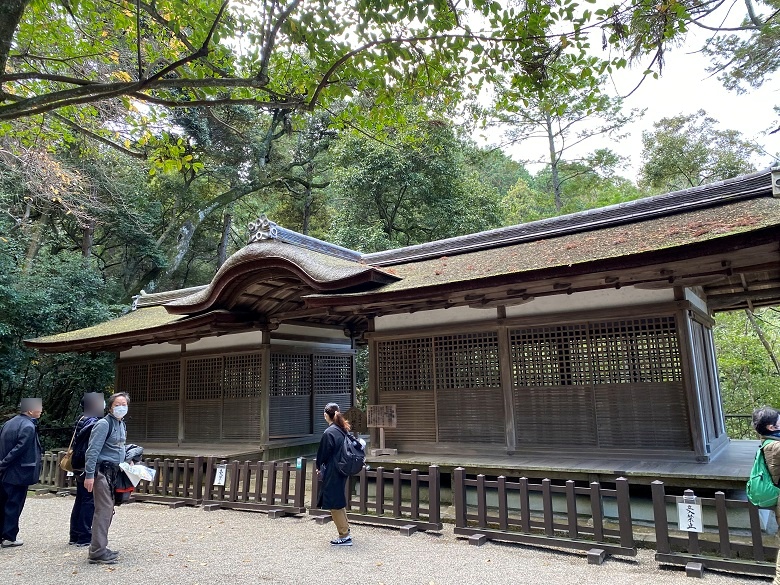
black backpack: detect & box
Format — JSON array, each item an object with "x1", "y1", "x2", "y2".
[
  {"x1": 71, "y1": 416, "x2": 97, "y2": 471},
  {"x1": 335, "y1": 430, "x2": 366, "y2": 477}
]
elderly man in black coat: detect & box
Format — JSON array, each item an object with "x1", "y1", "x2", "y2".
[{"x1": 0, "y1": 398, "x2": 43, "y2": 548}]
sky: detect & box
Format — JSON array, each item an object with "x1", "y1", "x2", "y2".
[{"x1": 474, "y1": 21, "x2": 780, "y2": 181}]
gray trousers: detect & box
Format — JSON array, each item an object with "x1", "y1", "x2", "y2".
[{"x1": 88, "y1": 471, "x2": 114, "y2": 559}]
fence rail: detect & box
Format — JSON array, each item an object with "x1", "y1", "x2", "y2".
[
  {"x1": 202, "y1": 457, "x2": 307, "y2": 515},
  {"x1": 453, "y1": 468, "x2": 636, "y2": 558},
  {"x1": 132, "y1": 457, "x2": 205, "y2": 505},
  {"x1": 651, "y1": 481, "x2": 777, "y2": 576},
  {"x1": 310, "y1": 465, "x2": 443, "y2": 533}
]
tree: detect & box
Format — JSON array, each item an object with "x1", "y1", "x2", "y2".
[
  {"x1": 715, "y1": 308, "x2": 780, "y2": 438},
  {"x1": 702, "y1": 0, "x2": 780, "y2": 130},
  {"x1": 494, "y1": 61, "x2": 641, "y2": 213},
  {"x1": 639, "y1": 110, "x2": 761, "y2": 192},
  {"x1": 502, "y1": 151, "x2": 644, "y2": 224},
  {"x1": 328, "y1": 117, "x2": 504, "y2": 252}
]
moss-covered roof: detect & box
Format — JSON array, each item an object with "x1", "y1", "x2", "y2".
[
  {"x1": 27, "y1": 306, "x2": 181, "y2": 346},
  {"x1": 366, "y1": 197, "x2": 779, "y2": 294}
]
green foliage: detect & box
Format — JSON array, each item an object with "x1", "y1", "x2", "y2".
[
  {"x1": 0, "y1": 243, "x2": 116, "y2": 436},
  {"x1": 328, "y1": 117, "x2": 504, "y2": 252},
  {"x1": 715, "y1": 309, "x2": 780, "y2": 439},
  {"x1": 639, "y1": 110, "x2": 761, "y2": 192}
]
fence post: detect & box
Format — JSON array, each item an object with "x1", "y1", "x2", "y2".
[
  {"x1": 542, "y1": 478, "x2": 554, "y2": 536},
  {"x1": 410, "y1": 469, "x2": 419, "y2": 519},
  {"x1": 714, "y1": 491, "x2": 732, "y2": 559},
  {"x1": 204, "y1": 457, "x2": 216, "y2": 500},
  {"x1": 454, "y1": 467, "x2": 466, "y2": 528},
  {"x1": 393, "y1": 468, "x2": 402, "y2": 518},
  {"x1": 281, "y1": 461, "x2": 291, "y2": 504},
  {"x1": 229, "y1": 460, "x2": 240, "y2": 502},
  {"x1": 266, "y1": 460, "x2": 278, "y2": 506},
  {"x1": 359, "y1": 466, "x2": 368, "y2": 514},
  {"x1": 498, "y1": 475, "x2": 508, "y2": 531},
  {"x1": 519, "y1": 477, "x2": 531, "y2": 533},
  {"x1": 428, "y1": 465, "x2": 441, "y2": 526},
  {"x1": 294, "y1": 457, "x2": 307, "y2": 509},
  {"x1": 589, "y1": 481, "x2": 604, "y2": 542},
  {"x1": 615, "y1": 477, "x2": 634, "y2": 549},
  {"x1": 310, "y1": 461, "x2": 319, "y2": 509},
  {"x1": 476, "y1": 474, "x2": 487, "y2": 528},
  {"x1": 565, "y1": 480, "x2": 578, "y2": 539},
  {"x1": 376, "y1": 467, "x2": 385, "y2": 515},
  {"x1": 193, "y1": 456, "x2": 204, "y2": 501},
  {"x1": 651, "y1": 480, "x2": 671, "y2": 555}
]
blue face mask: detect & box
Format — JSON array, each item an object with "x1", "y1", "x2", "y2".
[{"x1": 113, "y1": 405, "x2": 128, "y2": 419}]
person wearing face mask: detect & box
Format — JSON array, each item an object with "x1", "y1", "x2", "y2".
[
  {"x1": 0, "y1": 398, "x2": 43, "y2": 548},
  {"x1": 83, "y1": 392, "x2": 129, "y2": 565}
]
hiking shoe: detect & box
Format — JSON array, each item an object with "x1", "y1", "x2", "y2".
[
  {"x1": 88, "y1": 555, "x2": 118, "y2": 565},
  {"x1": 74, "y1": 542, "x2": 90, "y2": 548},
  {"x1": 1, "y1": 539, "x2": 23, "y2": 548},
  {"x1": 105, "y1": 548, "x2": 120, "y2": 558},
  {"x1": 330, "y1": 535, "x2": 353, "y2": 546}
]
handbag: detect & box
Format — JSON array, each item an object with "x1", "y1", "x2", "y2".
[{"x1": 59, "y1": 417, "x2": 82, "y2": 472}]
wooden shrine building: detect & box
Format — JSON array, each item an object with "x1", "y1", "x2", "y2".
[{"x1": 26, "y1": 168, "x2": 780, "y2": 470}]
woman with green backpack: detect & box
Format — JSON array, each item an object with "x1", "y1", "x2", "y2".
[{"x1": 751, "y1": 406, "x2": 780, "y2": 585}]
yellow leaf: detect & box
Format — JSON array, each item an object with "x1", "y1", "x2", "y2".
[
  {"x1": 113, "y1": 71, "x2": 133, "y2": 82},
  {"x1": 108, "y1": 51, "x2": 120, "y2": 63}
]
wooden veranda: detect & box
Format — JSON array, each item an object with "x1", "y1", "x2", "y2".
[{"x1": 366, "y1": 439, "x2": 760, "y2": 491}]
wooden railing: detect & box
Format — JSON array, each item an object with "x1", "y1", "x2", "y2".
[
  {"x1": 452, "y1": 468, "x2": 636, "y2": 560},
  {"x1": 201, "y1": 457, "x2": 308, "y2": 515},
  {"x1": 310, "y1": 465, "x2": 443, "y2": 533},
  {"x1": 651, "y1": 481, "x2": 777, "y2": 576},
  {"x1": 132, "y1": 457, "x2": 206, "y2": 506}
]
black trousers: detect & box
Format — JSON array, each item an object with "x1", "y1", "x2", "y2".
[
  {"x1": 69, "y1": 476, "x2": 95, "y2": 544},
  {"x1": 0, "y1": 481, "x2": 29, "y2": 542}
]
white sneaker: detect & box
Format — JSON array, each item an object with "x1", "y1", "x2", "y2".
[
  {"x1": 330, "y1": 535, "x2": 353, "y2": 546},
  {"x1": 1, "y1": 539, "x2": 23, "y2": 548}
]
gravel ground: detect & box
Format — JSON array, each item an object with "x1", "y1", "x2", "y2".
[{"x1": 0, "y1": 493, "x2": 771, "y2": 585}]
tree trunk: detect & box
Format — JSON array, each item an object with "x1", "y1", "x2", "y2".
[
  {"x1": 545, "y1": 114, "x2": 562, "y2": 213},
  {"x1": 745, "y1": 309, "x2": 780, "y2": 375},
  {"x1": 23, "y1": 209, "x2": 49, "y2": 273},
  {"x1": 81, "y1": 219, "x2": 95, "y2": 259},
  {"x1": 217, "y1": 210, "x2": 232, "y2": 269},
  {"x1": 301, "y1": 163, "x2": 314, "y2": 235},
  {"x1": 0, "y1": 0, "x2": 30, "y2": 76}
]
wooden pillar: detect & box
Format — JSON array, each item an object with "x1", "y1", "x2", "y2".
[
  {"x1": 178, "y1": 344, "x2": 186, "y2": 445},
  {"x1": 497, "y1": 306, "x2": 516, "y2": 454},
  {"x1": 677, "y1": 307, "x2": 708, "y2": 460},
  {"x1": 259, "y1": 330, "x2": 271, "y2": 450},
  {"x1": 367, "y1": 318, "x2": 378, "y2": 448}
]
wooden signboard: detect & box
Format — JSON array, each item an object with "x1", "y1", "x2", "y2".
[
  {"x1": 367, "y1": 404, "x2": 397, "y2": 456},
  {"x1": 367, "y1": 404, "x2": 397, "y2": 428}
]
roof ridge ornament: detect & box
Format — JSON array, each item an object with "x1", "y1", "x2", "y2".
[{"x1": 248, "y1": 214, "x2": 279, "y2": 242}]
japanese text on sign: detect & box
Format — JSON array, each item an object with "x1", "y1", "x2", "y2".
[
  {"x1": 367, "y1": 404, "x2": 397, "y2": 428},
  {"x1": 676, "y1": 501, "x2": 703, "y2": 532},
  {"x1": 213, "y1": 464, "x2": 227, "y2": 487}
]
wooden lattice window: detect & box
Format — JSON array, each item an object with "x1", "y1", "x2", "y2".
[
  {"x1": 223, "y1": 353, "x2": 262, "y2": 399},
  {"x1": 511, "y1": 324, "x2": 590, "y2": 386},
  {"x1": 186, "y1": 357, "x2": 223, "y2": 400},
  {"x1": 590, "y1": 317, "x2": 682, "y2": 383},
  {"x1": 148, "y1": 361, "x2": 180, "y2": 401},
  {"x1": 511, "y1": 316, "x2": 681, "y2": 387},
  {"x1": 434, "y1": 332, "x2": 500, "y2": 389},
  {"x1": 118, "y1": 363, "x2": 149, "y2": 402},
  {"x1": 313, "y1": 355, "x2": 352, "y2": 394},
  {"x1": 270, "y1": 353, "x2": 311, "y2": 397},
  {"x1": 377, "y1": 337, "x2": 434, "y2": 392}
]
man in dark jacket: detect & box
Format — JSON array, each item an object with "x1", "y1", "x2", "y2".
[{"x1": 0, "y1": 398, "x2": 43, "y2": 548}]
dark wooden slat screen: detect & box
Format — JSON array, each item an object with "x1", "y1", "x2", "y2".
[
  {"x1": 510, "y1": 315, "x2": 690, "y2": 450},
  {"x1": 270, "y1": 353, "x2": 312, "y2": 437},
  {"x1": 313, "y1": 354, "x2": 353, "y2": 435}
]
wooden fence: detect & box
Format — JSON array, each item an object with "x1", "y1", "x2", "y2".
[
  {"x1": 310, "y1": 465, "x2": 443, "y2": 534},
  {"x1": 132, "y1": 457, "x2": 205, "y2": 506},
  {"x1": 201, "y1": 457, "x2": 308, "y2": 515},
  {"x1": 651, "y1": 481, "x2": 777, "y2": 576},
  {"x1": 452, "y1": 468, "x2": 636, "y2": 560}
]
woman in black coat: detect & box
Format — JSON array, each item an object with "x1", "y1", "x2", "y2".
[{"x1": 316, "y1": 402, "x2": 352, "y2": 546}]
